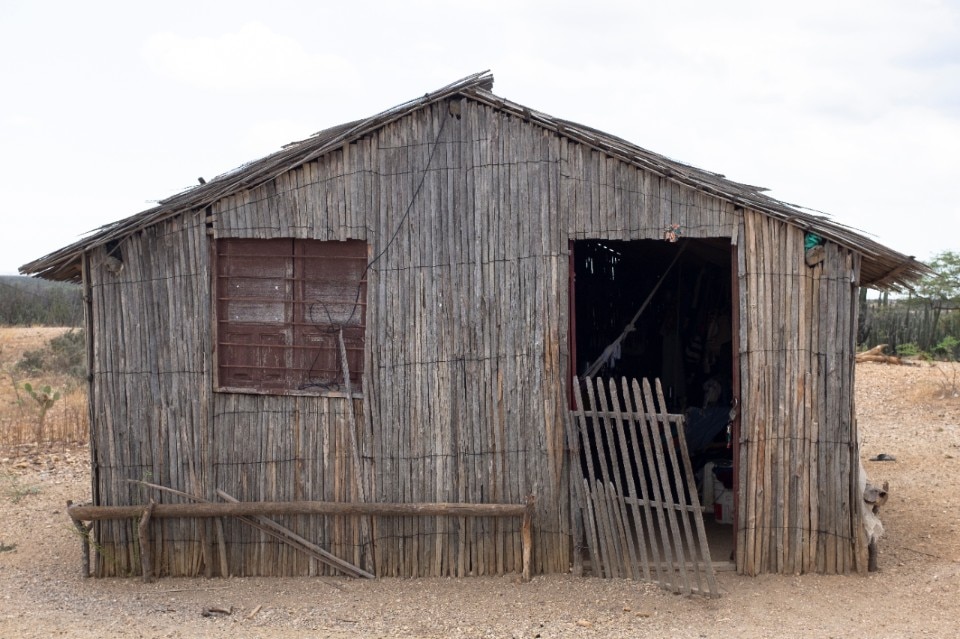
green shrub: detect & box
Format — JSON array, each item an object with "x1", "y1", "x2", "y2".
[
  {"x1": 47, "y1": 329, "x2": 86, "y2": 378},
  {"x1": 932, "y1": 335, "x2": 960, "y2": 361},
  {"x1": 15, "y1": 329, "x2": 86, "y2": 381},
  {"x1": 895, "y1": 342, "x2": 921, "y2": 357},
  {"x1": 15, "y1": 349, "x2": 46, "y2": 375}
]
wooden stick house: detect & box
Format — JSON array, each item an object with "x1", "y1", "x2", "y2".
[{"x1": 22, "y1": 72, "x2": 926, "y2": 583}]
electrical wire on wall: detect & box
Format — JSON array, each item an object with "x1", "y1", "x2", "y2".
[{"x1": 300, "y1": 107, "x2": 452, "y2": 390}]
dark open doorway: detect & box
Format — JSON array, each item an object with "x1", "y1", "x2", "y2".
[{"x1": 570, "y1": 238, "x2": 737, "y2": 565}]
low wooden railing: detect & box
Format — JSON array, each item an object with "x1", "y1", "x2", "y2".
[{"x1": 67, "y1": 494, "x2": 536, "y2": 582}]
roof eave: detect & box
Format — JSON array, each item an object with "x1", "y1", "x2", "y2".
[
  {"x1": 20, "y1": 71, "x2": 496, "y2": 282},
  {"x1": 20, "y1": 70, "x2": 928, "y2": 290}
]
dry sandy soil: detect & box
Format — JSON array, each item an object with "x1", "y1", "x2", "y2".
[{"x1": 1, "y1": 354, "x2": 959, "y2": 638}]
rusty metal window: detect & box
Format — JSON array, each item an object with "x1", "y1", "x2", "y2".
[{"x1": 216, "y1": 238, "x2": 367, "y2": 394}]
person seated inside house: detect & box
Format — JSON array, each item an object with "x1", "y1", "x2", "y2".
[{"x1": 684, "y1": 377, "x2": 732, "y2": 473}]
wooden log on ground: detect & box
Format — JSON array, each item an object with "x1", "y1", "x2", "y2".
[
  {"x1": 858, "y1": 344, "x2": 888, "y2": 358},
  {"x1": 855, "y1": 344, "x2": 915, "y2": 365},
  {"x1": 855, "y1": 354, "x2": 911, "y2": 365}
]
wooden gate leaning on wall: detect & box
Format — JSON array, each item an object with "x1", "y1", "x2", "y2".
[{"x1": 569, "y1": 376, "x2": 719, "y2": 597}]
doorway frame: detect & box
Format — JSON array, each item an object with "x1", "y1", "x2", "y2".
[{"x1": 566, "y1": 237, "x2": 742, "y2": 567}]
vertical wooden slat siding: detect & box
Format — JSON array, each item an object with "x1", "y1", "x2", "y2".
[
  {"x1": 848, "y1": 251, "x2": 868, "y2": 571},
  {"x1": 85, "y1": 97, "x2": 862, "y2": 578},
  {"x1": 87, "y1": 212, "x2": 210, "y2": 576},
  {"x1": 735, "y1": 210, "x2": 863, "y2": 575}
]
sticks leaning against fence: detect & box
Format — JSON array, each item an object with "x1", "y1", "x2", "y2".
[
  {"x1": 67, "y1": 481, "x2": 536, "y2": 581},
  {"x1": 123, "y1": 480, "x2": 372, "y2": 579}
]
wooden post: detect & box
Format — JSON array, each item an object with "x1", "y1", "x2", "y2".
[
  {"x1": 139, "y1": 500, "x2": 155, "y2": 583},
  {"x1": 868, "y1": 539, "x2": 879, "y2": 572},
  {"x1": 68, "y1": 500, "x2": 92, "y2": 579},
  {"x1": 521, "y1": 494, "x2": 535, "y2": 582}
]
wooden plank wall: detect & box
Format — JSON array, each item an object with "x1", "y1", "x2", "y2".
[
  {"x1": 561, "y1": 138, "x2": 739, "y2": 242},
  {"x1": 211, "y1": 100, "x2": 573, "y2": 577},
  {"x1": 208, "y1": 98, "x2": 740, "y2": 577},
  {"x1": 87, "y1": 213, "x2": 213, "y2": 576},
  {"x1": 363, "y1": 101, "x2": 571, "y2": 576},
  {"x1": 736, "y1": 209, "x2": 866, "y2": 575},
  {"x1": 213, "y1": 394, "x2": 369, "y2": 575},
  {"x1": 86, "y1": 95, "x2": 862, "y2": 578}
]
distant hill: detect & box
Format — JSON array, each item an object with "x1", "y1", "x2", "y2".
[{"x1": 0, "y1": 276, "x2": 83, "y2": 326}]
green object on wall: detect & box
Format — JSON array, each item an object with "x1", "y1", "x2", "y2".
[{"x1": 805, "y1": 233, "x2": 824, "y2": 251}]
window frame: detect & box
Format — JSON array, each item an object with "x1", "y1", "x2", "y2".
[{"x1": 212, "y1": 237, "x2": 368, "y2": 397}]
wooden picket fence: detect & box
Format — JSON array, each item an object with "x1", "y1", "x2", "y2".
[{"x1": 569, "y1": 376, "x2": 719, "y2": 597}]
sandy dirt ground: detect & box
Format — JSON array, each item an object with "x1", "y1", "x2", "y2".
[{"x1": 1, "y1": 361, "x2": 959, "y2": 638}]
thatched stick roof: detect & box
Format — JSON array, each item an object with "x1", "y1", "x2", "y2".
[{"x1": 20, "y1": 71, "x2": 927, "y2": 289}]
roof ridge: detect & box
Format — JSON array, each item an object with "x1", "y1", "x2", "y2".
[{"x1": 19, "y1": 70, "x2": 927, "y2": 289}]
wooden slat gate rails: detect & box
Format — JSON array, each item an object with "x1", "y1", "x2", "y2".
[{"x1": 569, "y1": 377, "x2": 719, "y2": 597}]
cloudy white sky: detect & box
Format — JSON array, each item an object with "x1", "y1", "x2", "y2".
[{"x1": 2, "y1": 0, "x2": 958, "y2": 279}]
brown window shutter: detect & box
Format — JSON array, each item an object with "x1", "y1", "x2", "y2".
[{"x1": 217, "y1": 238, "x2": 366, "y2": 393}]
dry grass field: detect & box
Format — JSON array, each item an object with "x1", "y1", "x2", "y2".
[
  {"x1": 0, "y1": 326, "x2": 88, "y2": 447},
  {"x1": 1, "y1": 327, "x2": 959, "y2": 638}
]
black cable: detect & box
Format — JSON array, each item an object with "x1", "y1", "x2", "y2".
[{"x1": 300, "y1": 111, "x2": 451, "y2": 388}]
